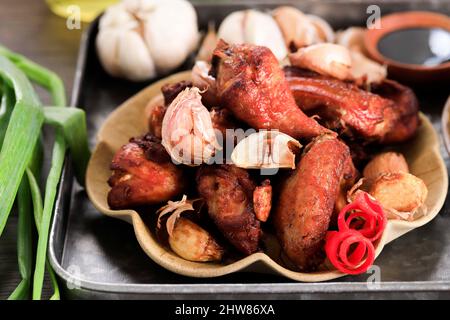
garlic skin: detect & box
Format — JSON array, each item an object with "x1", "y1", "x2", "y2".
[
  {"x1": 161, "y1": 87, "x2": 221, "y2": 166},
  {"x1": 350, "y1": 50, "x2": 387, "y2": 84},
  {"x1": 272, "y1": 6, "x2": 320, "y2": 50},
  {"x1": 336, "y1": 27, "x2": 387, "y2": 84},
  {"x1": 191, "y1": 61, "x2": 216, "y2": 95},
  {"x1": 289, "y1": 43, "x2": 352, "y2": 80},
  {"x1": 231, "y1": 131, "x2": 301, "y2": 169},
  {"x1": 306, "y1": 14, "x2": 335, "y2": 43},
  {"x1": 191, "y1": 61, "x2": 218, "y2": 106},
  {"x1": 336, "y1": 27, "x2": 366, "y2": 52},
  {"x1": 196, "y1": 22, "x2": 218, "y2": 62},
  {"x1": 96, "y1": 0, "x2": 199, "y2": 81},
  {"x1": 217, "y1": 10, "x2": 288, "y2": 61}
]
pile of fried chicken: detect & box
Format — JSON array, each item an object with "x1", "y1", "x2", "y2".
[{"x1": 106, "y1": 39, "x2": 422, "y2": 272}]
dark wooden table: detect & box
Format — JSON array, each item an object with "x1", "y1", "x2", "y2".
[{"x1": 0, "y1": 0, "x2": 84, "y2": 299}]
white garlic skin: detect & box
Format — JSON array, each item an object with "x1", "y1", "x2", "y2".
[
  {"x1": 217, "y1": 10, "x2": 288, "y2": 61},
  {"x1": 96, "y1": 0, "x2": 199, "y2": 81},
  {"x1": 231, "y1": 131, "x2": 301, "y2": 169},
  {"x1": 161, "y1": 87, "x2": 220, "y2": 166},
  {"x1": 289, "y1": 43, "x2": 352, "y2": 80},
  {"x1": 272, "y1": 6, "x2": 320, "y2": 49}
]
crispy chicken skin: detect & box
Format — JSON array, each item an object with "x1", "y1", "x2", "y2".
[
  {"x1": 211, "y1": 40, "x2": 331, "y2": 140},
  {"x1": 108, "y1": 134, "x2": 185, "y2": 209},
  {"x1": 285, "y1": 67, "x2": 419, "y2": 143},
  {"x1": 371, "y1": 79, "x2": 419, "y2": 144},
  {"x1": 161, "y1": 80, "x2": 193, "y2": 106},
  {"x1": 196, "y1": 165, "x2": 261, "y2": 255},
  {"x1": 274, "y1": 134, "x2": 353, "y2": 271}
]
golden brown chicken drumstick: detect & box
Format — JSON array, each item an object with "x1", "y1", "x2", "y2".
[
  {"x1": 285, "y1": 67, "x2": 419, "y2": 144},
  {"x1": 274, "y1": 134, "x2": 356, "y2": 271},
  {"x1": 196, "y1": 165, "x2": 265, "y2": 255},
  {"x1": 210, "y1": 40, "x2": 331, "y2": 140},
  {"x1": 108, "y1": 134, "x2": 185, "y2": 209}
]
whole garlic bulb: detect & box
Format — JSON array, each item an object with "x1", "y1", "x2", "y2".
[
  {"x1": 96, "y1": 0, "x2": 199, "y2": 81},
  {"x1": 217, "y1": 10, "x2": 288, "y2": 61}
]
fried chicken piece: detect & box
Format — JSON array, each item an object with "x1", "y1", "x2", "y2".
[
  {"x1": 285, "y1": 67, "x2": 419, "y2": 143},
  {"x1": 274, "y1": 134, "x2": 353, "y2": 271},
  {"x1": 108, "y1": 134, "x2": 185, "y2": 209},
  {"x1": 371, "y1": 79, "x2": 419, "y2": 143},
  {"x1": 211, "y1": 40, "x2": 331, "y2": 140},
  {"x1": 161, "y1": 80, "x2": 193, "y2": 105},
  {"x1": 196, "y1": 165, "x2": 261, "y2": 255},
  {"x1": 333, "y1": 155, "x2": 358, "y2": 223}
]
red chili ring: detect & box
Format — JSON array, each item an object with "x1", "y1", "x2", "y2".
[
  {"x1": 337, "y1": 192, "x2": 387, "y2": 242},
  {"x1": 325, "y1": 230, "x2": 376, "y2": 275}
]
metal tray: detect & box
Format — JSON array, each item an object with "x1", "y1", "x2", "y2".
[{"x1": 49, "y1": 1, "x2": 450, "y2": 299}]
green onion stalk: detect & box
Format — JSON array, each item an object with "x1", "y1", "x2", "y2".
[{"x1": 0, "y1": 46, "x2": 90, "y2": 300}]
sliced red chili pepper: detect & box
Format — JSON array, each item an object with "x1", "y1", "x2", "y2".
[
  {"x1": 337, "y1": 192, "x2": 387, "y2": 242},
  {"x1": 325, "y1": 230, "x2": 375, "y2": 275}
]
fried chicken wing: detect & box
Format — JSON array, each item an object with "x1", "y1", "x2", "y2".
[
  {"x1": 108, "y1": 134, "x2": 185, "y2": 209},
  {"x1": 211, "y1": 40, "x2": 331, "y2": 140},
  {"x1": 196, "y1": 165, "x2": 261, "y2": 255},
  {"x1": 285, "y1": 67, "x2": 419, "y2": 143},
  {"x1": 371, "y1": 79, "x2": 419, "y2": 144},
  {"x1": 274, "y1": 134, "x2": 353, "y2": 271}
]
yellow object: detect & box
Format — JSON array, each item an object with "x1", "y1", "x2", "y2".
[{"x1": 46, "y1": 0, "x2": 119, "y2": 22}]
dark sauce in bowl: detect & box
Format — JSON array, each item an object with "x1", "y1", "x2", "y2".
[{"x1": 378, "y1": 27, "x2": 450, "y2": 66}]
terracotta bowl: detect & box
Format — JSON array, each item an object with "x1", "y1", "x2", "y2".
[
  {"x1": 364, "y1": 11, "x2": 450, "y2": 84},
  {"x1": 86, "y1": 72, "x2": 448, "y2": 282}
]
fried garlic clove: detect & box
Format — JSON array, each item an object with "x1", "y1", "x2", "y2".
[
  {"x1": 231, "y1": 131, "x2": 301, "y2": 169},
  {"x1": 253, "y1": 180, "x2": 272, "y2": 222},
  {"x1": 289, "y1": 43, "x2": 352, "y2": 80},
  {"x1": 169, "y1": 217, "x2": 224, "y2": 262},
  {"x1": 369, "y1": 172, "x2": 428, "y2": 220},
  {"x1": 161, "y1": 87, "x2": 221, "y2": 166},
  {"x1": 363, "y1": 152, "x2": 409, "y2": 182}
]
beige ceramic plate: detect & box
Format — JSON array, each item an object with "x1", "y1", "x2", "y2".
[{"x1": 86, "y1": 71, "x2": 448, "y2": 282}]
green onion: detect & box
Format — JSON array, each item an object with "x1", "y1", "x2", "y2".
[
  {"x1": 26, "y1": 169, "x2": 60, "y2": 300},
  {"x1": 43, "y1": 106, "x2": 90, "y2": 185},
  {"x1": 0, "y1": 81, "x2": 15, "y2": 149},
  {"x1": 1, "y1": 46, "x2": 90, "y2": 300},
  {"x1": 0, "y1": 56, "x2": 44, "y2": 236},
  {"x1": 7, "y1": 178, "x2": 33, "y2": 300},
  {"x1": 32, "y1": 133, "x2": 66, "y2": 300},
  {"x1": 0, "y1": 46, "x2": 66, "y2": 106}
]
